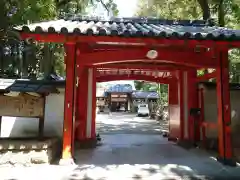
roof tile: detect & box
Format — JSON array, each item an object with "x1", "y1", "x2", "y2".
[
  {"x1": 14, "y1": 16, "x2": 240, "y2": 41},
  {"x1": 132, "y1": 91, "x2": 159, "y2": 99}
]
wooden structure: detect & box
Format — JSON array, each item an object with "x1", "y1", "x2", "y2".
[
  {"x1": 0, "y1": 79, "x2": 65, "y2": 138},
  {"x1": 15, "y1": 16, "x2": 240, "y2": 165}
]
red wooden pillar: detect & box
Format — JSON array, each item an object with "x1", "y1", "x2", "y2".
[
  {"x1": 61, "y1": 43, "x2": 76, "y2": 162},
  {"x1": 178, "y1": 71, "x2": 185, "y2": 140},
  {"x1": 168, "y1": 80, "x2": 180, "y2": 140},
  {"x1": 76, "y1": 67, "x2": 97, "y2": 142},
  {"x1": 187, "y1": 70, "x2": 199, "y2": 143},
  {"x1": 86, "y1": 67, "x2": 96, "y2": 140},
  {"x1": 198, "y1": 88, "x2": 206, "y2": 146},
  {"x1": 168, "y1": 70, "x2": 186, "y2": 141},
  {"x1": 216, "y1": 50, "x2": 236, "y2": 166},
  {"x1": 76, "y1": 67, "x2": 89, "y2": 141},
  {"x1": 91, "y1": 68, "x2": 97, "y2": 138}
]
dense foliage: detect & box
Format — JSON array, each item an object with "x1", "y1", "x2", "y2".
[{"x1": 0, "y1": 0, "x2": 118, "y2": 79}]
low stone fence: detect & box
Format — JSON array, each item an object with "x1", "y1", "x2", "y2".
[{"x1": 0, "y1": 137, "x2": 60, "y2": 166}]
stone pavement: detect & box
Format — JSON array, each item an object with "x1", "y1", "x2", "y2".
[
  {"x1": 0, "y1": 113, "x2": 240, "y2": 180},
  {"x1": 96, "y1": 112, "x2": 168, "y2": 134}
]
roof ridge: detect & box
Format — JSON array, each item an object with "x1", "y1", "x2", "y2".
[{"x1": 61, "y1": 14, "x2": 215, "y2": 27}]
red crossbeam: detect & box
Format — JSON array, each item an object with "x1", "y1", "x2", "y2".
[
  {"x1": 20, "y1": 33, "x2": 240, "y2": 49},
  {"x1": 79, "y1": 48, "x2": 217, "y2": 68},
  {"x1": 92, "y1": 63, "x2": 192, "y2": 71},
  {"x1": 96, "y1": 69, "x2": 173, "y2": 78},
  {"x1": 96, "y1": 74, "x2": 175, "y2": 84}
]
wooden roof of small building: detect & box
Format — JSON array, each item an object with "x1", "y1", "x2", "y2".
[
  {"x1": 132, "y1": 91, "x2": 159, "y2": 99},
  {"x1": 0, "y1": 79, "x2": 65, "y2": 94}
]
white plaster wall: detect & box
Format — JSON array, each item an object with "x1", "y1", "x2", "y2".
[
  {"x1": 43, "y1": 93, "x2": 64, "y2": 137},
  {"x1": 1, "y1": 93, "x2": 64, "y2": 138}
]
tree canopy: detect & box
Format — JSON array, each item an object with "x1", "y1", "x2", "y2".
[{"x1": 0, "y1": 0, "x2": 119, "y2": 79}]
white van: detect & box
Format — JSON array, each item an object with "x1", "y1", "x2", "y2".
[{"x1": 137, "y1": 104, "x2": 149, "y2": 117}]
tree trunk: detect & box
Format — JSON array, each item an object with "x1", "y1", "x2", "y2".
[
  {"x1": 43, "y1": 43, "x2": 51, "y2": 78},
  {"x1": 197, "y1": 0, "x2": 210, "y2": 20},
  {"x1": 218, "y1": 0, "x2": 225, "y2": 27}
]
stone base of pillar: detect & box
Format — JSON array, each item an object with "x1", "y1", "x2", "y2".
[
  {"x1": 198, "y1": 138, "x2": 218, "y2": 151},
  {"x1": 168, "y1": 137, "x2": 178, "y2": 142},
  {"x1": 59, "y1": 158, "x2": 75, "y2": 165},
  {"x1": 217, "y1": 156, "x2": 237, "y2": 167},
  {"x1": 75, "y1": 138, "x2": 99, "y2": 149},
  {"x1": 177, "y1": 139, "x2": 197, "y2": 149}
]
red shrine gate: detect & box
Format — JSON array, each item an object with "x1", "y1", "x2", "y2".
[{"x1": 15, "y1": 16, "x2": 240, "y2": 166}]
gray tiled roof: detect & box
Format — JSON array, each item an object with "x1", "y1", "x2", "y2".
[
  {"x1": 132, "y1": 91, "x2": 159, "y2": 99},
  {"x1": 105, "y1": 84, "x2": 133, "y2": 93},
  {"x1": 14, "y1": 16, "x2": 240, "y2": 41},
  {"x1": 0, "y1": 79, "x2": 65, "y2": 93}
]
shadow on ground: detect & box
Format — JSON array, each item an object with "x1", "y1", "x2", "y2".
[
  {"x1": 64, "y1": 134, "x2": 240, "y2": 180},
  {"x1": 62, "y1": 113, "x2": 240, "y2": 180}
]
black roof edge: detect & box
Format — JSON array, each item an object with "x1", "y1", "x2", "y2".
[{"x1": 13, "y1": 79, "x2": 66, "y2": 87}]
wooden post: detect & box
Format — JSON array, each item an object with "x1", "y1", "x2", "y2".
[
  {"x1": 91, "y1": 68, "x2": 97, "y2": 138},
  {"x1": 168, "y1": 73, "x2": 181, "y2": 141},
  {"x1": 60, "y1": 43, "x2": 76, "y2": 163},
  {"x1": 198, "y1": 88, "x2": 206, "y2": 147},
  {"x1": 75, "y1": 66, "x2": 97, "y2": 146},
  {"x1": 216, "y1": 50, "x2": 236, "y2": 166},
  {"x1": 178, "y1": 71, "x2": 185, "y2": 140},
  {"x1": 187, "y1": 70, "x2": 199, "y2": 143},
  {"x1": 76, "y1": 67, "x2": 89, "y2": 141}
]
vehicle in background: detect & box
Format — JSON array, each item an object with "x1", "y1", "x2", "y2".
[
  {"x1": 137, "y1": 104, "x2": 149, "y2": 117},
  {"x1": 119, "y1": 106, "x2": 125, "y2": 111}
]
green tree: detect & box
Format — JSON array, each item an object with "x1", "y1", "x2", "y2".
[
  {"x1": 106, "y1": 0, "x2": 119, "y2": 16},
  {"x1": 1, "y1": 0, "x2": 119, "y2": 78},
  {"x1": 57, "y1": 0, "x2": 119, "y2": 16}
]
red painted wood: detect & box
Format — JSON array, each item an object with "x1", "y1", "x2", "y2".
[
  {"x1": 20, "y1": 33, "x2": 240, "y2": 49},
  {"x1": 199, "y1": 88, "x2": 206, "y2": 147},
  {"x1": 96, "y1": 70, "x2": 173, "y2": 79},
  {"x1": 168, "y1": 73, "x2": 181, "y2": 140},
  {"x1": 216, "y1": 51, "x2": 233, "y2": 159},
  {"x1": 91, "y1": 68, "x2": 97, "y2": 138},
  {"x1": 79, "y1": 48, "x2": 216, "y2": 68},
  {"x1": 62, "y1": 43, "x2": 76, "y2": 159},
  {"x1": 166, "y1": 71, "x2": 184, "y2": 140},
  {"x1": 168, "y1": 82, "x2": 178, "y2": 105},
  {"x1": 178, "y1": 71, "x2": 185, "y2": 140},
  {"x1": 96, "y1": 74, "x2": 175, "y2": 84},
  {"x1": 93, "y1": 64, "x2": 192, "y2": 71},
  {"x1": 76, "y1": 67, "x2": 89, "y2": 140},
  {"x1": 187, "y1": 70, "x2": 199, "y2": 142}
]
